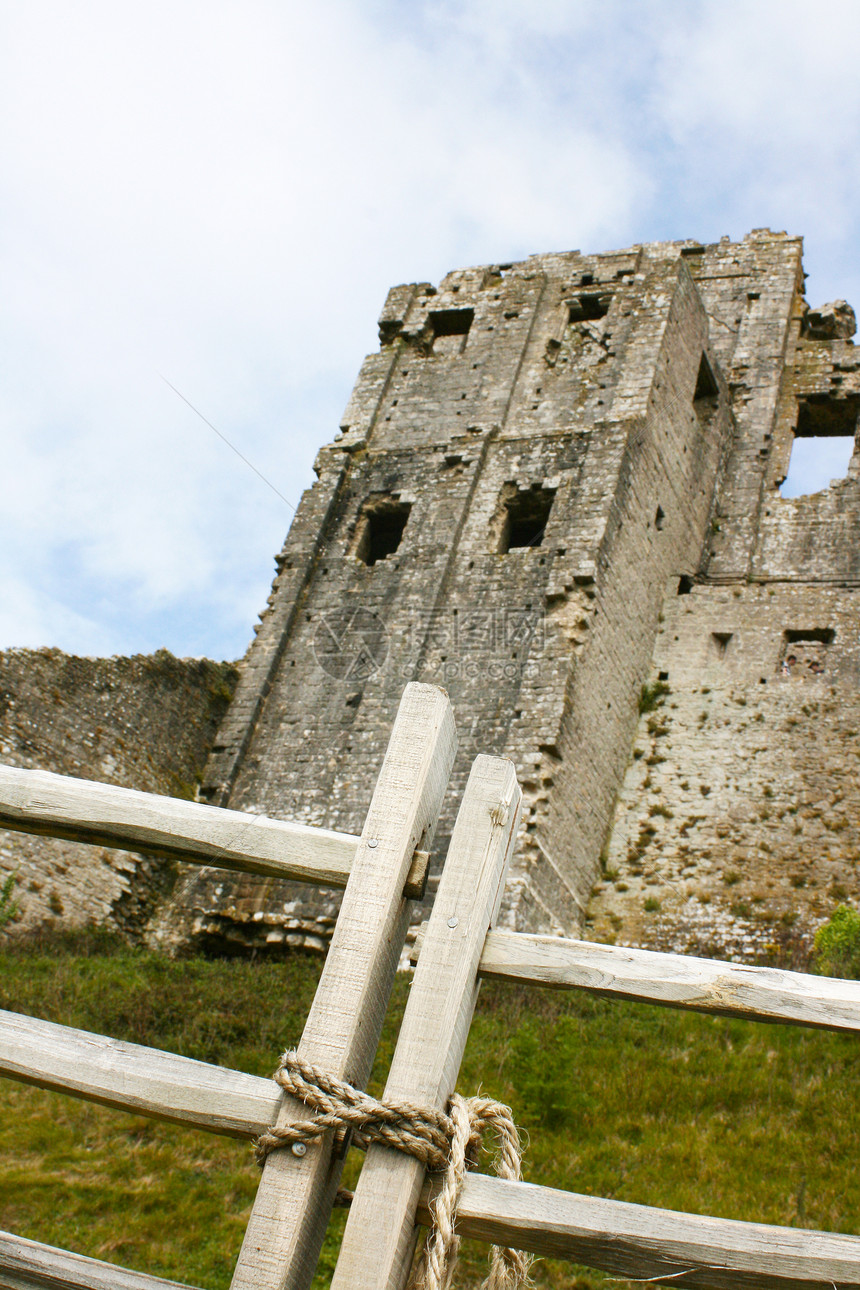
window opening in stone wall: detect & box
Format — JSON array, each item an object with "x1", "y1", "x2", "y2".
[
  {"x1": 429, "y1": 308, "x2": 474, "y2": 356},
  {"x1": 780, "y1": 628, "x2": 834, "y2": 678},
  {"x1": 655, "y1": 506, "x2": 665, "y2": 531},
  {"x1": 497, "y1": 486, "x2": 556, "y2": 553},
  {"x1": 781, "y1": 394, "x2": 859, "y2": 497},
  {"x1": 710, "y1": 631, "x2": 733, "y2": 659},
  {"x1": 353, "y1": 498, "x2": 412, "y2": 566},
  {"x1": 568, "y1": 293, "x2": 610, "y2": 323},
  {"x1": 677, "y1": 575, "x2": 694, "y2": 595},
  {"x1": 694, "y1": 354, "x2": 718, "y2": 403},
  {"x1": 693, "y1": 355, "x2": 718, "y2": 433}
]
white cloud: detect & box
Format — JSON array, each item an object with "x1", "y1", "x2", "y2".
[
  {"x1": 0, "y1": 0, "x2": 648, "y2": 658},
  {"x1": 2, "y1": 0, "x2": 860, "y2": 658},
  {"x1": 646, "y1": 0, "x2": 860, "y2": 301},
  {"x1": 0, "y1": 569, "x2": 111, "y2": 656}
]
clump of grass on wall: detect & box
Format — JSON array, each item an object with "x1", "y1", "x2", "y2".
[
  {"x1": 813, "y1": 904, "x2": 860, "y2": 980},
  {"x1": 638, "y1": 680, "x2": 669, "y2": 715},
  {"x1": 0, "y1": 872, "x2": 19, "y2": 930}
]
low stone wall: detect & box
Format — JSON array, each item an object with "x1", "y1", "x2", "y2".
[{"x1": 0, "y1": 648, "x2": 237, "y2": 939}]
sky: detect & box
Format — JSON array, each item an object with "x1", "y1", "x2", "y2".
[{"x1": 3, "y1": 0, "x2": 860, "y2": 661}]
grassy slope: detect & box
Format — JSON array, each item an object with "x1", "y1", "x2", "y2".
[{"x1": 1, "y1": 934, "x2": 858, "y2": 1289}]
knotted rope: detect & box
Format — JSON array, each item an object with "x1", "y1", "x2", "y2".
[{"x1": 256, "y1": 1050, "x2": 532, "y2": 1290}]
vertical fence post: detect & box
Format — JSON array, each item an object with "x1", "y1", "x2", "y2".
[
  {"x1": 329, "y1": 753, "x2": 522, "y2": 1289},
  {"x1": 230, "y1": 682, "x2": 457, "y2": 1290}
]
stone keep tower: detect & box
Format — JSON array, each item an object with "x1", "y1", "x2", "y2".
[{"x1": 169, "y1": 230, "x2": 860, "y2": 963}]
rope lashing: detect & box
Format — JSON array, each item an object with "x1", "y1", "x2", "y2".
[{"x1": 256, "y1": 1050, "x2": 532, "y2": 1290}]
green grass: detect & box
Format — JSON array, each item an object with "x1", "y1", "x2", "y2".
[
  {"x1": 638, "y1": 680, "x2": 670, "y2": 716},
  {"x1": 1, "y1": 929, "x2": 859, "y2": 1288},
  {"x1": 814, "y1": 904, "x2": 860, "y2": 979}
]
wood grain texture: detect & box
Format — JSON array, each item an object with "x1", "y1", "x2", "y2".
[
  {"x1": 478, "y1": 931, "x2": 860, "y2": 1031},
  {"x1": 230, "y1": 682, "x2": 457, "y2": 1290},
  {"x1": 416, "y1": 1173, "x2": 860, "y2": 1289},
  {"x1": 330, "y1": 754, "x2": 522, "y2": 1290},
  {"x1": 0, "y1": 1230, "x2": 196, "y2": 1290},
  {"x1": 0, "y1": 1010, "x2": 278, "y2": 1138},
  {"x1": 0, "y1": 764, "x2": 356, "y2": 888}
]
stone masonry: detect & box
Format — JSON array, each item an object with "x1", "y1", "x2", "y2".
[
  {"x1": 163, "y1": 228, "x2": 860, "y2": 965},
  {"x1": 588, "y1": 584, "x2": 860, "y2": 963},
  {"x1": 0, "y1": 649, "x2": 237, "y2": 939}
]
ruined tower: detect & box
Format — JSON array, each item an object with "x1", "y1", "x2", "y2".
[{"x1": 167, "y1": 230, "x2": 860, "y2": 963}]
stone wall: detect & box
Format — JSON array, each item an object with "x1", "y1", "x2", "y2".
[
  {"x1": 520, "y1": 249, "x2": 734, "y2": 930},
  {"x1": 584, "y1": 230, "x2": 860, "y2": 965},
  {"x1": 170, "y1": 238, "x2": 748, "y2": 953},
  {"x1": 174, "y1": 229, "x2": 860, "y2": 958},
  {"x1": 588, "y1": 585, "x2": 860, "y2": 964},
  {"x1": 0, "y1": 649, "x2": 237, "y2": 939}
]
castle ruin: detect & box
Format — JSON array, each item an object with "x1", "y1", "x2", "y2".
[
  {"x1": 164, "y1": 228, "x2": 860, "y2": 965},
  {"x1": 2, "y1": 229, "x2": 858, "y2": 965}
]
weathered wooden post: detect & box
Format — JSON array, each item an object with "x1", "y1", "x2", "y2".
[
  {"x1": 230, "y1": 682, "x2": 457, "y2": 1290},
  {"x1": 329, "y1": 752, "x2": 522, "y2": 1288}
]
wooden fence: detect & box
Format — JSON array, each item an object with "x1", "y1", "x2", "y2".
[{"x1": 1, "y1": 681, "x2": 860, "y2": 1289}]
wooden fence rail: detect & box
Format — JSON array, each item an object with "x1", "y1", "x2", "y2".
[
  {"x1": 0, "y1": 763, "x2": 357, "y2": 888},
  {"x1": 423, "y1": 1174, "x2": 860, "y2": 1290},
  {"x1": 477, "y1": 929, "x2": 860, "y2": 1031},
  {"x1": 0, "y1": 1009, "x2": 281, "y2": 1138},
  {"x1": 2, "y1": 681, "x2": 860, "y2": 1290},
  {"x1": 0, "y1": 764, "x2": 431, "y2": 899},
  {"x1": 0, "y1": 1231, "x2": 195, "y2": 1290}
]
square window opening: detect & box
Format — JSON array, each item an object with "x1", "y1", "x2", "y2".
[
  {"x1": 568, "y1": 294, "x2": 610, "y2": 323},
  {"x1": 354, "y1": 499, "x2": 412, "y2": 566},
  {"x1": 430, "y1": 308, "x2": 474, "y2": 356},
  {"x1": 781, "y1": 629, "x2": 834, "y2": 678},
  {"x1": 430, "y1": 307, "x2": 474, "y2": 338},
  {"x1": 498, "y1": 486, "x2": 556, "y2": 553},
  {"x1": 564, "y1": 294, "x2": 611, "y2": 325},
  {"x1": 796, "y1": 394, "x2": 860, "y2": 439},
  {"x1": 784, "y1": 628, "x2": 835, "y2": 646},
  {"x1": 781, "y1": 399, "x2": 857, "y2": 496}
]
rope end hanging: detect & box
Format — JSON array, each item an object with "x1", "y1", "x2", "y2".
[{"x1": 256, "y1": 1051, "x2": 532, "y2": 1289}]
